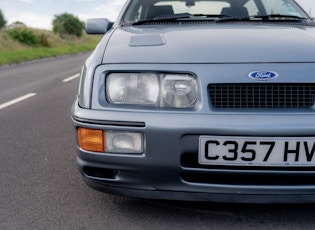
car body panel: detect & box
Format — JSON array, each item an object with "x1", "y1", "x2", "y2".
[
  {"x1": 72, "y1": 101, "x2": 315, "y2": 202},
  {"x1": 103, "y1": 25, "x2": 315, "y2": 64},
  {"x1": 72, "y1": 0, "x2": 315, "y2": 203}
]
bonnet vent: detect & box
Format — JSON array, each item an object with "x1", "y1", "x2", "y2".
[{"x1": 129, "y1": 35, "x2": 165, "y2": 47}]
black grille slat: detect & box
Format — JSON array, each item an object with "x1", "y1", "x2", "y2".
[
  {"x1": 209, "y1": 83, "x2": 315, "y2": 109},
  {"x1": 180, "y1": 153, "x2": 315, "y2": 186}
]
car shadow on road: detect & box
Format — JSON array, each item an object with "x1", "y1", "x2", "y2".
[{"x1": 109, "y1": 195, "x2": 315, "y2": 229}]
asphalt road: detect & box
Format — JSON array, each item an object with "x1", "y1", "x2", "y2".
[{"x1": 1, "y1": 54, "x2": 315, "y2": 229}]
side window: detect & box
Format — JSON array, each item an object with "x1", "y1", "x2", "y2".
[
  {"x1": 124, "y1": 3, "x2": 144, "y2": 22},
  {"x1": 261, "y1": 0, "x2": 303, "y2": 16},
  {"x1": 245, "y1": 0, "x2": 259, "y2": 16},
  {"x1": 134, "y1": 5, "x2": 143, "y2": 21}
]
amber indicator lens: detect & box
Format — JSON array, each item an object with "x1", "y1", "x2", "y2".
[{"x1": 78, "y1": 128, "x2": 104, "y2": 152}]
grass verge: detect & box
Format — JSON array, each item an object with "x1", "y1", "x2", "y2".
[
  {"x1": 0, "y1": 44, "x2": 96, "y2": 65},
  {"x1": 0, "y1": 27, "x2": 101, "y2": 65}
]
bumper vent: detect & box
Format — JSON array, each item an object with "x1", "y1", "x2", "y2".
[
  {"x1": 208, "y1": 83, "x2": 315, "y2": 109},
  {"x1": 83, "y1": 167, "x2": 117, "y2": 179}
]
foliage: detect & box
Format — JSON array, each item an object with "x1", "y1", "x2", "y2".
[
  {"x1": 7, "y1": 27, "x2": 39, "y2": 46},
  {"x1": 10, "y1": 21, "x2": 27, "y2": 27},
  {"x1": 52, "y1": 13, "x2": 84, "y2": 38},
  {"x1": 0, "y1": 45, "x2": 95, "y2": 65},
  {"x1": 0, "y1": 28, "x2": 102, "y2": 65},
  {"x1": 0, "y1": 9, "x2": 7, "y2": 29}
]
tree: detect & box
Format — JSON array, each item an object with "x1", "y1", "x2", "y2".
[
  {"x1": 0, "y1": 9, "x2": 7, "y2": 29},
  {"x1": 10, "y1": 21, "x2": 27, "y2": 28},
  {"x1": 7, "y1": 27, "x2": 39, "y2": 46},
  {"x1": 52, "y1": 13, "x2": 84, "y2": 37}
]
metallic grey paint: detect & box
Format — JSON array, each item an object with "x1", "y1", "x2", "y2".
[{"x1": 72, "y1": 0, "x2": 315, "y2": 203}]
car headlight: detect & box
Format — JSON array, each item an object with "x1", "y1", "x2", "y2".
[{"x1": 106, "y1": 73, "x2": 199, "y2": 108}]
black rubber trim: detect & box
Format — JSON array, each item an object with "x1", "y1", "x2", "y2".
[
  {"x1": 83, "y1": 177, "x2": 315, "y2": 204},
  {"x1": 72, "y1": 116, "x2": 145, "y2": 127}
]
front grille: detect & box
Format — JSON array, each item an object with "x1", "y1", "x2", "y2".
[
  {"x1": 209, "y1": 83, "x2": 315, "y2": 109},
  {"x1": 181, "y1": 153, "x2": 315, "y2": 171},
  {"x1": 180, "y1": 153, "x2": 315, "y2": 186}
]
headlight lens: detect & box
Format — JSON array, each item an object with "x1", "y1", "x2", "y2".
[
  {"x1": 106, "y1": 73, "x2": 199, "y2": 109},
  {"x1": 162, "y1": 75, "x2": 198, "y2": 108},
  {"x1": 106, "y1": 73, "x2": 159, "y2": 105}
]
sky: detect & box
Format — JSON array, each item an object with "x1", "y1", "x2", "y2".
[
  {"x1": 0, "y1": 0, "x2": 315, "y2": 30},
  {"x1": 0, "y1": 0, "x2": 127, "y2": 30}
]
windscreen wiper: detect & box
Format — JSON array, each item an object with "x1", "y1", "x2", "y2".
[
  {"x1": 131, "y1": 13, "x2": 223, "y2": 25},
  {"x1": 130, "y1": 13, "x2": 309, "y2": 25},
  {"x1": 214, "y1": 14, "x2": 308, "y2": 22},
  {"x1": 251, "y1": 14, "x2": 308, "y2": 21},
  {"x1": 214, "y1": 15, "x2": 250, "y2": 22},
  {"x1": 131, "y1": 13, "x2": 192, "y2": 25}
]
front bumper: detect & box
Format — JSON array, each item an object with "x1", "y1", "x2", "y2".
[{"x1": 72, "y1": 100, "x2": 315, "y2": 203}]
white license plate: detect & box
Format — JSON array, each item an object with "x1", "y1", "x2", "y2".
[{"x1": 198, "y1": 136, "x2": 315, "y2": 166}]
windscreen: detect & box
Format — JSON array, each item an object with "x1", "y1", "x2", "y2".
[{"x1": 122, "y1": 0, "x2": 309, "y2": 23}]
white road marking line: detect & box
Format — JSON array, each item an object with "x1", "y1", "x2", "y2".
[
  {"x1": 62, "y1": 73, "x2": 80, "y2": 83},
  {"x1": 0, "y1": 93, "x2": 37, "y2": 110}
]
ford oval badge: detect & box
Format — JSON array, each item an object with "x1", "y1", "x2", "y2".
[{"x1": 248, "y1": 71, "x2": 279, "y2": 81}]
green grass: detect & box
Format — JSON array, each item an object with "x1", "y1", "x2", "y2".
[
  {"x1": 0, "y1": 27, "x2": 101, "y2": 65},
  {"x1": 0, "y1": 44, "x2": 97, "y2": 65}
]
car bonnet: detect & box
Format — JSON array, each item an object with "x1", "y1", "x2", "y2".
[{"x1": 102, "y1": 24, "x2": 315, "y2": 64}]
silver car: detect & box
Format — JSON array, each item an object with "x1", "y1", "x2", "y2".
[{"x1": 72, "y1": 0, "x2": 315, "y2": 203}]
